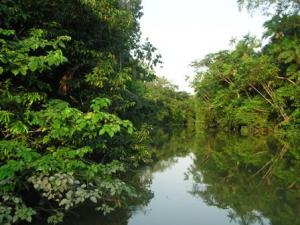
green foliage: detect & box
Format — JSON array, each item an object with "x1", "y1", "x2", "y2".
[
  {"x1": 190, "y1": 4, "x2": 300, "y2": 223},
  {"x1": 0, "y1": 0, "x2": 168, "y2": 224},
  {"x1": 0, "y1": 196, "x2": 36, "y2": 225},
  {"x1": 128, "y1": 76, "x2": 195, "y2": 129},
  {"x1": 0, "y1": 93, "x2": 136, "y2": 223},
  {"x1": 237, "y1": 0, "x2": 300, "y2": 15},
  {"x1": 192, "y1": 5, "x2": 300, "y2": 133},
  {"x1": 0, "y1": 28, "x2": 70, "y2": 76}
]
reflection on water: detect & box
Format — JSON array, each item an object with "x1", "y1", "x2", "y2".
[
  {"x1": 64, "y1": 131, "x2": 300, "y2": 225},
  {"x1": 188, "y1": 133, "x2": 300, "y2": 225}
]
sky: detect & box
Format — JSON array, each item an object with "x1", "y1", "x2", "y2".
[{"x1": 140, "y1": 0, "x2": 268, "y2": 92}]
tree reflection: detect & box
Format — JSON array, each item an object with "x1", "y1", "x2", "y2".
[
  {"x1": 187, "y1": 133, "x2": 300, "y2": 225},
  {"x1": 59, "y1": 129, "x2": 193, "y2": 225},
  {"x1": 54, "y1": 131, "x2": 300, "y2": 225}
]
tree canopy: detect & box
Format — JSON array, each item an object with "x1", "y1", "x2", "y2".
[
  {"x1": 0, "y1": 1, "x2": 191, "y2": 224},
  {"x1": 192, "y1": 0, "x2": 300, "y2": 134}
]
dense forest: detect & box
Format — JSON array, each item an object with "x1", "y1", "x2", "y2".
[
  {"x1": 1, "y1": 0, "x2": 300, "y2": 224},
  {"x1": 192, "y1": 0, "x2": 300, "y2": 135},
  {"x1": 0, "y1": 0, "x2": 192, "y2": 224}
]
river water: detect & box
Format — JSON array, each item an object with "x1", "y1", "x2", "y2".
[{"x1": 63, "y1": 131, "x2": 300, "y2": 225}]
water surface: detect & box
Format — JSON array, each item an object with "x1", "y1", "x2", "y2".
[{"x1": 64, "y1": 131, "x2": 300, "y2": 225}]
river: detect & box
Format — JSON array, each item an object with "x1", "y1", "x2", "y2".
[{"x1": 63, "y1": 130, "x2": 300, "y2": 225}]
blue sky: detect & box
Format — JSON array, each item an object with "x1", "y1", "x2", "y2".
[{"x1": 140, "y1": 0, "x2": 268, "y2": 92}]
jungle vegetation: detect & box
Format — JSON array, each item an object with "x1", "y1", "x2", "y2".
[
  {"x1": 1, "y1": 0, "x2": 300, "y2": 224},
  {"x1": 192, "y1": 0, "x2": 300, "y2": 135},
  {"x1": 0, "y1": 0, "x2": 192, "y2": 224},
  {"x1": 190, "y1": 2, "x2": 300, "y2": 223}
]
